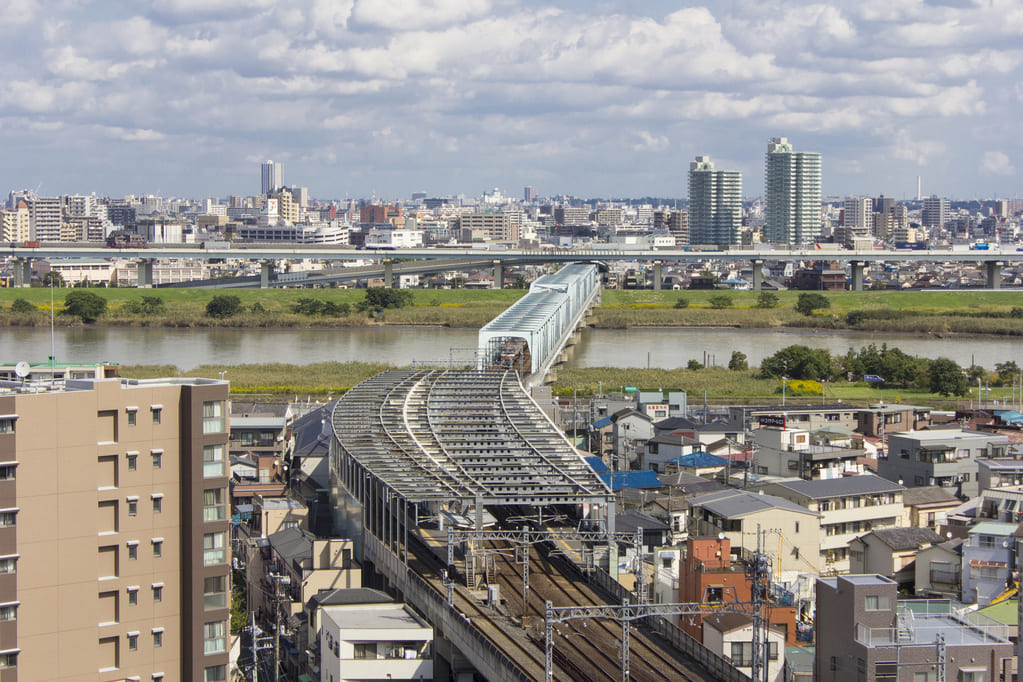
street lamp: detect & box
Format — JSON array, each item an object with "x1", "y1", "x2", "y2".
[{"x1": 782, "y1": 376, "x2": 789, "y2": 407}]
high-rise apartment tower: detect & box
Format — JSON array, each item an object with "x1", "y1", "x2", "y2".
[
  {"x1": 764, "y1": 137, "x2": 822, "y2": 245},
  {"x1": 261, "y1": 160, "x2": 283, "y2": 195},
  {"x1": 687, "y1": 156, "x2": 741, "y2": 246}
]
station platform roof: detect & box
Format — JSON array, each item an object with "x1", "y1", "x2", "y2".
[{"x1": 331, "y1": 368, "x2": 612, "y2": 506}]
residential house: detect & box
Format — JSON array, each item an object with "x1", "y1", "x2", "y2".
[
  {"x1": 878, "y1": 429, "x2": 1012, "y2": 498},
  {"x1": 900, "y1": 486, "x2": 960, "y2": 532},
  {"x1": 914, "y1": 538, "x2": 964, "y2": 598},
  {"x1": 679, "y1": 536, "x2": 799, "y2": 646},
  {"x1": 687, "y1": 489, "x2": 821, "y2": 582},
  {"x1": 961, "y1": 521, "x2": 1017, "y2": 605},
  {"x1": 975, "y1": 485, "x2": 1023, "y2": 524},
  {"x1": 761, "y1": 475, "x2": 904, "y2": 575},
  {"x1": 642, "y1": 432, "x2": 700, "y2": 473},
  {"x1": 848, "y1": 527, "x2": 944, "y2": 588},
  {"x1": 703, "y1": 614, "x2": 785, "y2": 682},
  {"x1": 856, "y1": 403, "x2": 932, "y2": 439},
  {"x1": 609, "y1": 408, "x2": 653, "y2": 470},
  {"x1": 316, "y1": 593, "x2": 433, "y2": 682},
  {"x1": 663, "y1": 451, "x2": 730, "y2": 478},
  {"x1": 978, "y1": 458, "x2": 1023, "y2": 492},
  {"x1": 816, "y1": 574, "x2": 1013, "y2": 682},
  {"x1": 654, "y1": 416, "x2": 745, "y2": 448},
  {"x1": 753, "y1": 441, "x2": 868, "y2": 480},
  {"x1": 731, "y1": 404, "x2": 861, "y2": 434}
]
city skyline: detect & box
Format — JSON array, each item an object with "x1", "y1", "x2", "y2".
[{"x1": 0, "y1": 1, "x2": 1019, "y2": 200}]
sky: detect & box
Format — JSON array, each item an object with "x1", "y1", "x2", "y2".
[{"x1": 3, "y1": 0, "x2": 1021, "y2": 202}]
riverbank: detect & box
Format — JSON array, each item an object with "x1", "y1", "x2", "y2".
[
  {"x1": 117, "y1": 361, "x2": 995, "y2": 410},
  {"x1": 3, "y1": 287, "x2": 1023, "y2": 336}
]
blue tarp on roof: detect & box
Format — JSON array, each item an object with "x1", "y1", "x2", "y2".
[
  {"x1": 584, "y1": 456, "x2": 610, "y2": 473},
  {"x1": 592, "y1": 416, "x2": 613, "y2": 429},
  {"x1": 599, "y1": 469, "x2": 663, "y2": 491},
  {"x1": 669, "y1": 452, "x2": 729, "y2": 468},
  {"x1": 994, "y1": 410, "x2": 1023, "y2": 425}
]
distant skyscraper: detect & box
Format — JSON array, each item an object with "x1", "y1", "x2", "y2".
[
  {"x1": 764, "y1": 137, "x2": 821, "y2": 245},
  {"x1": 261, "y1": 160, "x2": 283, "y2": 195},
  {"x1": 842, "y1": 197, "x2": 872, "y2": 228},
  {"x1": 922, "y1": 195, "x2": 950, "y2": 228},
  {"x1": 524, "y1": 186, "x2": 538, "y2": 203},
  {"x1": 687, "y1": 156, "x2": 741, "y2": 245}
]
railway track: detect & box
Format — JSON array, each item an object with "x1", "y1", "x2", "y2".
[{"x1": 484, "y1": 537, "x2": 704, "y2": 682}]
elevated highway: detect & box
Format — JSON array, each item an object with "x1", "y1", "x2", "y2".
[{"x1": 6, "y1": 242, "x2": 1021, "y2": 289}]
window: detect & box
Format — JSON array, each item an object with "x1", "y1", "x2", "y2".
[
  {"x1": 127, "y1": 454, "x2": 137, "y2": 471},
  {"x1": 151, "y1": 451, "x2": 162, "y2": 469},
  {"x1": 730, "y1": 642, "x2": 753, "y2": 667},
  {"x1": 959, "y1": 672, "x2": 987, "y2": 682},
  {"x1": 153, "y1": 629, "x2": 163, "y2": 647},
  {"x1": 203, "y1": 489, "x2": 225, "y2": 522},
  {"x1": 0, "y1": 419, "x2": 13, "y2": 434},
  {"x1": 203, "y1": 621, "x2": 226, "y2": 655},
  {"x1": 0, "y1": 557, "x2": 16, "y2": 574},
  {"x1": 203, "y1": 532, "x2": 226, "y2": 566},
  {"x1": 0, "y1": 652, "x2": 16, "y2": 668},
  {"x1": 876, "y1": 662, "x2": 898, "y2": 681},
  {"x1": 151, "y1": 407, "x2": 162, "y2": 425},
  {"x1": 203, "y1": 445, "x2": 225, "y2": 478},
  {"x1": 354, "y1": 642, "x2": 377, "y2": 659},
  {"x1": 979, "y1": 535, "x2": 996, "y2": 549},
  {"x1": 127, "y1": 410, "x2": 137, "y2": 426},
  {"x1": 127, "y1": 587, "x2": 138, "y2": 605},
  {"x1": 0, "y1": 604, "x2": 16, "y2": 621},
  {"x1": 0, "y1": 466, "x2": 15, "y2": 482},
  {"x1": 127, "y1": 499, "x2": 138, "y2": 516},
  {"x1": 152, "y1": 496, "x2": 162, "y2": 514},
  {"x1": 204, "y1": 665, "x2": 226, "y2": 682},
  {"x1": 768, "y1": 641, "x2": 778, "y2": 660},
  {"x1": 0, "y1": 511, "x2": 16, "y2": 528},
  {"x1": 152, "y1": 539, "x2": 163, "y2": 558},
  {"x1": 127, "y1": 542, "x2": 138, "y2": 560},
  {"x1": 204, "y1": 575, "x2": 227, "y2": 610},
  {"x1": 794, "y1": 522, "x2": 800, "y2": 533},
  {"x1": 203, "y1": 401, "x2": 225, "y2": 434},
  {"x1": 127, "y1": 633, "x2": 138, "y2": 651},
  {"x1": 865, "y1": 595, "x2": 891, "y2": 611},
  {"x1": 152, "y1": 584, "x2": 163, "y2": 602}
]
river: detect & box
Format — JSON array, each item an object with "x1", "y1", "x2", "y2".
[{"x1": 0, "y1": 326, "x2": 1016, "y2": 371}]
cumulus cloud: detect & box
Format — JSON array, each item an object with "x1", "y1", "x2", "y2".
[
  {"x1": 0, "y1": 0, "x2": 1016, "y2": 197},
  {"x1": 979, "y1": 151, "x2": 1014, "y2": 176}
]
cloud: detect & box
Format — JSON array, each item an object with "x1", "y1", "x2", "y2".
[{"x1": 979, "y1": 151, "x2": 1014, "y2": 176}]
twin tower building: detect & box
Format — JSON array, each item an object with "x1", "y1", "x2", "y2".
[{"x1": 687, "y1": 137, "x2": 822, "y2": 246}]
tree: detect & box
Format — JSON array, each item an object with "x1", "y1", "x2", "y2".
[
  {"x1": 41, "y1": 270, "x2": 65, "y2": 288},
  {"x1": 728, "y1": 351, "x2": 748, "y2": 371},
  {"x1": 760, "y1": 344, "x2": 834, "y2": 380},
  {"x1": 363, "y1": 288, "x2": 413, "y2": 311},
  {"x1": 795, "y1": 292, "x2": 830, "y2": 316},
  {"x1": 996, "y1": 361, "x2": 1020, "y2": 383},
  {"x1": 687, "y1": 360, "x2": 704, "y2": 370},
  {"x1": 708, "y1": 294, "x2": 733, "y2": 309},
  {"x1": 206, "y1": 295, "x2": 242, "y2": 319},
  {"x1": 63, "y1": 290, "x2": 107, "y2": 323},
  {"x1": 928, "y1": 357, "x2": 968, "y2": 397},
  {"x1": 967, "y1": 364, "x2": 986, "y2": 382},
  {"x1": 512, "y1": 275, "x2": 528, "y2": 289},
  {"x1": 10, "y1": 299, "x2": 35, "y2": 313},
  {"x1": 755, "y1": 292, "x2": 779, "y2": 309}
]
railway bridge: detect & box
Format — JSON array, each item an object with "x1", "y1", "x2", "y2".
[{"x1": 328, "y1": 367, "x2": 747, "y2": 681}]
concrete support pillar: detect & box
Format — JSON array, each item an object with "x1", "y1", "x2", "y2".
[
  {"x1": 492, "y1": 260, "x2": 503, "y2": 289},
  {"x1": 851, "y1": 260, "x2": 865, "y2": 291},
  {"x1": 11, "y1": 258, "x2": 31, "y2": 287},
  {"x1": 383, "y1": 259, "x2": 394, "y2": 288},
  {"x1": 752, "y1": 259, "x2": 764, "y2": 291},
  {"x1": 986, "y1": 261, "x2": 1003, "y2": 290},
  {"x1": 260, "y1": 260, "x2": 273, "y2": 288},
  {"x1": 136, "y1": 258, "x2": 154, "y2": 288},
  {"x1": 652, "y1": 261, "x2": 662, "y2": 290}
]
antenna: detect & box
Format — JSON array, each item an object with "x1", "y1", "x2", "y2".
[{"x1": 14, "y1": 361, "x2": 30, "y2": 380}]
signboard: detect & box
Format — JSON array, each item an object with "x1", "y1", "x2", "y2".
[
  {"x1": 645, "y1": 404, "x2": 669, "y2": 419},
  {"x1": 260, "y1": 197, "x2": 279, "y2": 217},
  {"x1": 759, "y1": 415, "x2": 786, "y2": 428}
]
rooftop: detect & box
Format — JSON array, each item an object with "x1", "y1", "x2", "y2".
[
  {"x1": 688, "y1": 489, "x2": 819, "y2": 519},
  {"x1": 968, "y1": 521, "x2": 1018, "y2": 537},
  {"x1": 901, "y1": 486, "x2": 960, "y2": 506},
  {"x1": 321, "y1": 602, "x2": 432, "y2": 633},
  {"x1": 771, "y1": 473, "x2": 902, "y2": 499},
  {"x1": 864, "y1": 527, "x2": 944, "y2": 551}
]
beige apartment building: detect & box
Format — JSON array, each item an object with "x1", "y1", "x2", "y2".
[{"x1": 0, "y1": 374, "x2": 231, "y2": 682}]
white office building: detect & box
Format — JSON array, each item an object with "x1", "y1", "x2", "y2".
[
  {"x1": 764, "y1": 137, "x2": 822, "y2": 245},
  {"x1": 261, "y1": 159, "x2": 284, "y2": 195},
  {"x1": 687, "y1": 156, "x2": 742, "y2": 246}
]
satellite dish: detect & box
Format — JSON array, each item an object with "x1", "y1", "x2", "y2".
[{"x1": 14, "y1": 361, "x2": 30, "y2": 379}]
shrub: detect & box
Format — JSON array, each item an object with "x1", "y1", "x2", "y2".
[
  {"x1": 687, "y1": 360, "x2": 704, "y2": 370},
  {"x1": 795, "y1": 292, "x2": 830, "y2": 316},
  {"x1": 673, "y1": 298, "x2": 689, "y2": 309},
  {"x1": 206, "y1": 295, "x2": 242, "y2": 319},
  {"x1": 10, "y1": 299, "x2": 35, "y2": 313},
  {"x1": 755, "y1": 292, "x2": 779, "y2": 309},
  {"x1": 121, "y1": 295, "x2": 165, "y2": 315},
  {"x1": 708, "y1": 294, "x2": 732, "y2": 309},
  {"x1": 728, "y1": 351, "x2": 748, "y2": 371}
]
